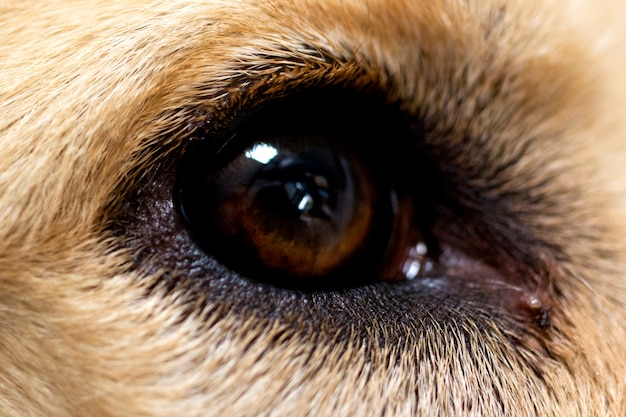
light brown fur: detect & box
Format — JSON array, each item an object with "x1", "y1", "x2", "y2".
[{"x1": 1, "y1": 0, "x2": 625, "y2": 415}]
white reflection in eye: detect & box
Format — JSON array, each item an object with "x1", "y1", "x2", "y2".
[
  {"x1": 402, "y1": 242, "x2": 430, "y2": 280},
  {"x1": 245, "y1": 143, "x2": 278, "y2": 164}
]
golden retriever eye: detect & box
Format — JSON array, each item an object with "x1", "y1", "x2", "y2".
[
  {"x1": 176, "y1": 93, "x2": 434, "y2": 289},
  {"x1": 117, "y1": 89, "x2": 552, "y2": 329}
]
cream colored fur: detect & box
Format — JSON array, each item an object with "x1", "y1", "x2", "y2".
[{"x1": 0, "y1": 0, "x2": 625, "y2": 415}]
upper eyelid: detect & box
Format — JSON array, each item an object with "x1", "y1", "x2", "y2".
[
  {"x1": 184, "y1": 57, "x2": 387, "y2": 131},
  {"x1": 151, "y1": 30, "x2": 591, "y2": 211},
  {"x1": 175, "y1": 58, "x2": 540, "y2": 219}
]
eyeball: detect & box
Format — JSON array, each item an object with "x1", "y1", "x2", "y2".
[{"x1": 177, "y1": 95, "x2": 434, "y2": 289}]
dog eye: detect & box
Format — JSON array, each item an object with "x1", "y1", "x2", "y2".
[
  {"x1": 116, "y1": 88, "x2": 552, "y2": 329},
  {"x1": 176, "y1": 94, "x2": 434, "y2": 289}
]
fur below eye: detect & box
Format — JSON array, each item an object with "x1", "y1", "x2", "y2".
[{"x1": 177, "y1": 95, "x2": 434, "y2": 289}]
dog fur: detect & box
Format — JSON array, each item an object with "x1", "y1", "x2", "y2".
[{"x1": 1, "y1": 0, "x2": 625, "y2": 415}]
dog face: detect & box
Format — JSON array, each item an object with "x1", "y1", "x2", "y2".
[{"x1": 1, "y1": 0, "x2": 625, "y2": 415}]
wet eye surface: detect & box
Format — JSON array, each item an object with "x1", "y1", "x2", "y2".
[
  {"x1": 114, "y1": 88, "x2": 553, "y2": 342},
  {"x1": 177, "y1": 94, "x2": 434, "y2": 290}
]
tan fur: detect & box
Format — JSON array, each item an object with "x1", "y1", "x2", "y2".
[{"x1": 1, "y1": 0, "x2": 625, "y2": 415}]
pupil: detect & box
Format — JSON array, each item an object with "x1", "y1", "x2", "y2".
[
  {"x1": 282, "y1": 175, "x2": 332, "y2": 218},
  {"x1": 251, "y1": 146, "x2": 340, "y2": 221},
  {"x1": 285, "y1": 181, "x2": 316, "y2": 213}
]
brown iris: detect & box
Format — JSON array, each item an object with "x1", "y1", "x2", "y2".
[
  {"x1": 177, "y1": 93, "x2": 434, "y2": 289},
  {"x1": 179, "y1": 130, "x2": 402, "y2": 288}
]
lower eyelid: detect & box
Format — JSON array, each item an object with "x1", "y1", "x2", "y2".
[{"x1": 113, "y1": 140, "x2": 554, "y2": 354}]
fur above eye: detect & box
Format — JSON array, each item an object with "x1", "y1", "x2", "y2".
[{"x1": 177, "y1": 95, "x2": 433, "y2": 289}]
